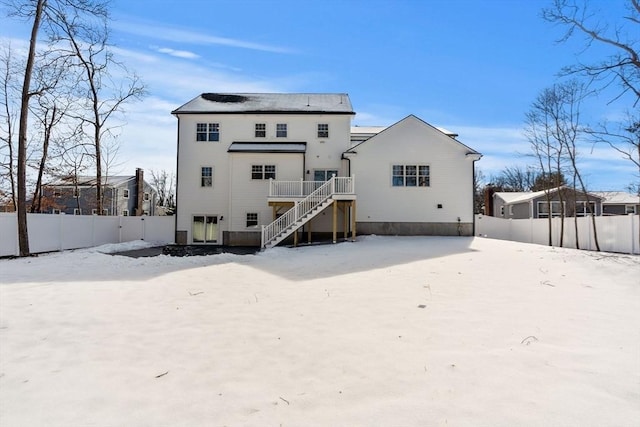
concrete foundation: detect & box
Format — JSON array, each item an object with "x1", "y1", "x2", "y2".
[{"x1": 356, "y1": 221, "x2": 473, "y2": 236}]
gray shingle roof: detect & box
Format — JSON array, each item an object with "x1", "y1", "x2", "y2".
[{"x1": 172, "y1": 93, "x2": 354, "y2": 114}]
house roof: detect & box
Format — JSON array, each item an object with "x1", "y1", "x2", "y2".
[
  {"x1": 46, "y1": 175, "x2": 136, "y2": 187},
  {"x1": 172, "y1": 93, "x2": 355, "y2": 115},
  {"x1": 228, "y1": 142, "x2": 306, "y2": 153},
  {"x1": 591, "y1": 191, "x2": 640, "y2": 204},
  {"x1": 346, "y1": 114, "x2": 480, "y2": 155},
  {"x1": 495, "y1": 187, "x2": 605, "y2": 204}
]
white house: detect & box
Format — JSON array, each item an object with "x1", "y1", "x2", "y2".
[{"x1": 172, "y1": 93, "x2": 481, "y2": 248}]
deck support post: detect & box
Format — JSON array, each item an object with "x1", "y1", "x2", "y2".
[
  {"x1": 332, "y1": 200, "x2": 338, "y2": 243},
  {"x1": 351, "y1": 200, "x2": 357, "y2": 242}
]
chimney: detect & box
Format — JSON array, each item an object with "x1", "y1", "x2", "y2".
[
  {"x1": 135, "y1": 168, "x2": 144, "y2": 216},
  {"x1": 484, "y1": 185, "x2": 495, "y2": 216}
]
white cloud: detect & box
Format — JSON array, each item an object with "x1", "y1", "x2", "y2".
[
  {"x1": 155, "y1": 47, "x2": 200, "y2": 59},
  {"x1": 111, "y1": 19, "x2": 295, "y2": 54}
]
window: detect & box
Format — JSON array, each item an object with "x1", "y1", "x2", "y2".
[
  {"x1": 143, "y1": 211, "x2": 149, "y2": 216},
  {"x1": 196, "y1": 123, "x2": 219, "y2": 142},
  {"x1": 53, "y1": 190, "x2": 61, "y2": 198},
  {"x1": 575, "y1": 201, "x2": 596, "y2": 217},
  {"x1": 317, "y1": 123, "x2": 329, "y2": 138},
  {"x1": 103, "y1": 209, "x2": 109, "y2": 216},
  {"x1": 255, "y1": 123, "x2": 266, "y2": 138},
  {"x1": 52, "y1": 208, "x2": 60, "y2": 214},
  {"x1": 392, "y1": 165, "x2": 430, "y2": 187},
  {"x1": 123, "y1": 189, "x2": 129, "y2": 199},
  {"x1": 314, "y1": 170, "x2": 338, "y2": 181},
  {"x1": 122, "y1": 210, "x2": 129, "y2": 216},
  {"x1": 625, "y1": 205, "x2": 636, "y2": 214},
  {"x1": 500, "y1": 206, "x2": 505, "y2": 217},
  {"x1": 252, "y1": 165, "x2": 276, "y2": 180},
  {"x1": 201, "y1": 167, "x2": 213, "y2": 187},
  {"x1": 144, "y1": 192, "x2": 150, "y2": 201},
  {"x1": 73, "y1": 188, "x2": 80, "y2": 198},
  {"x1": 537, "y1": 201, "x2": 563, "y2": 218},
  {"x1": 246, "y1": 212, "x2": 258, "y2": 227},
  {"x1": 276, "y1": 123, "x2": 287, "y2": 138},
  {"x1": 193, "y1": 215, "x2": 218, "y2": 243},
  {"x1": 74, "y1": 208, "x2": 80, "y2": 215}
]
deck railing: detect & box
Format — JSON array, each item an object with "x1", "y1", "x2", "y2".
[
  {"x1": 269, "y1": 176, "x2": 355, "y2": 197},
  {"x1": 261, "y1": 176, "x2": 355, "y2": 248}
]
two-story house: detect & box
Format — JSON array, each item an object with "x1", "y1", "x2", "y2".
[
  {"x1": 41, "y1": 168, "x2": 158, "y2": 216},
  {"x1": 172, "y1": 93, "x2": 481, "y2": 248}
]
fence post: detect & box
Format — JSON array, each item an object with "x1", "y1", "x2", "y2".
[{"x1": 59, "y1": 213, "x2": 64, "y2": 251}]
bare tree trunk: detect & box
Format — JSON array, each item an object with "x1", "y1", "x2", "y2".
[
  {"x1": 31, "y1": 105, "x2": 57, "y2": 213},
  {"x1": 17, "y1": 0, "x2": 45, "y2": 256}
]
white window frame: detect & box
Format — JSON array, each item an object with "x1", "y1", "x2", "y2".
[
  {"x1": 92, "y1": 209, "x2": 97, "y2": 215},
  {"x1": 196, "y1": 123, "x2": 220, "y2": 142},
  {"x1": 255, "y1": 123, "x2": 266, "y2": 138},
  {"x1": 251, "y1": 165, "x2": 276, "y2": 180},
  {"x1": 192, "y1": 215, "x2": 218, "y2": 244},
  {"x1": 575, "y1": 201, "x2": 596, "y2": 217},
  {"x1": 144, "y1": 192, "x2": 150, "y2": 201},
  {"x1": 201, "y1": 166, "x2": 213, "y2": 187},
  {"x1": 122, "y1": 189, "x2": 129, "y2": 199},
  {"x1": 246, "y1": 212, "x2": 258, "y2": 227},
  {"x1": 122, "y1": 209, "x2": 129, "y2": 216},
  {"x1": 392, "y1": 164, "x2": 430, "y2": 187},
  {"x1": 74, "y1": 208, "x2": 81, "y2": 215},
  {"x1": 52, "y1": 208, "x2": 61, "y2": 214},
  {"x1": 317, "y1": 123, "x2": 329, "y2": 138},
  {"x1": 276, "y1": 123, "x2": 287, "y2": 138},
  {"x1": 314, "y1": 169, "x2": 338, "y2": 181},
  {"x1": 625, "y1": 205, "x2": 637, "y2": 214},
  {"x1": 537, "y1": 201, "x2": 564, "y2": 218}
]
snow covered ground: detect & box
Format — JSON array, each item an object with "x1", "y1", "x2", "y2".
[{"x1": 1, "y1": 236, "x2": 638, "y2": 426}]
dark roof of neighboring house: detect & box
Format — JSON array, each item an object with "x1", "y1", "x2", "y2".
[
  {"x1": 45, "y1": 175, "x2": 136, "y2": 187},
  {"x1": 172, "y1": 93, "x2": 355, "y2": 115},
  {"x1": 494, "y1": 187, "x2": 605, "y2": 204}
]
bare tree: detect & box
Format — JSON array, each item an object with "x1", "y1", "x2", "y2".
[
  {"x1": 13, "y1": 0, "x2": 45, "y2": 256},
  {"x1": 491, "y1": 165, "x2": 540, "y2": 192},
  {"x1": 525, "y1": 87, "x2": 568, "y2": 246},
  {"x1": 46, "y1": 6, "x2": 145, "y2": 215},
  {"x1": 150, "y1": 169, "x2": 176, "y2": 215},
  {"x1": 0, "y1": 44, "x2": 19, "y2": 211},
  {"x1": 543, "y1": 0, "x2": 640, "y2": 192},
  {"x1": 587, "y1": 112, "x2": 640, "y2": 193},
  {"x1": 543, "y1": 0, "x2": 640, "y2": 106}
]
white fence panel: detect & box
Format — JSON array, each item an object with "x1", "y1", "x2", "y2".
[
  {"x1": 476, "y1": 214, "x2": 639, "y2": 254},
  {"x1": 0, "y1": 213, "x2": 175, "y2": 257},
  {"x1": 0, "y1": 214, "x2": 17, "y2": 255}
]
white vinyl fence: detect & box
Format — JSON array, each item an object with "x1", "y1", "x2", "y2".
[
  {"x1": 0, "y1": 213, "x2": 175, "y2": 257},
  {"x1": 476, "y1": 214, "x2": 639, "y2": 255}
]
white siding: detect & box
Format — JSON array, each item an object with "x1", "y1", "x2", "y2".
[
  {"x1": 229, "y1": 153, "x2": 303, "y2": 230},
  {"x1": 350, "y1": 116, "x2": 476, "y2": 224},
  {"x1": 176, "y1": 112, "x2": 352, "y2": 242}
]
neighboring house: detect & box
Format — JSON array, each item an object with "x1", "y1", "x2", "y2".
[
  {"x1": 492, "y1": 187, "x2": 604, "y2": 219},
  {"x1": 172, "y1": 92, "x2": 481, "y2": 248},
  {"x1": 592, "y1": 191, "x2": 639, "y2": 215},
  {"x1": 40, "y1": 168, "x2": 157, "y2": 216}
]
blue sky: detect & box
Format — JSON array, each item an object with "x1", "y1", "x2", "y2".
[{"x1": 3, "y1": 0, "x2": 636, "y2": 191}]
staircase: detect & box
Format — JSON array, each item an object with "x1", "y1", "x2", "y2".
[{"x1": 261, "y1": 176, "x2": 351, "y2": 249}]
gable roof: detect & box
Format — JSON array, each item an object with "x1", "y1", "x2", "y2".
[
  {"x1": 494, "y1": 187, "x2": 605, "y2": 204},
  {"x1": 172, "y1": 93, "x2": 355, "y2": 115},
  {"x1": 346, "y1": 114, "x2": 480, "y2": 156},
  {"x1": 591, "y1": 191, "x2": 640, "y2": 204},
  {"x1": 46, "y1": 175, "x2": 136, "y2": 187}
]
